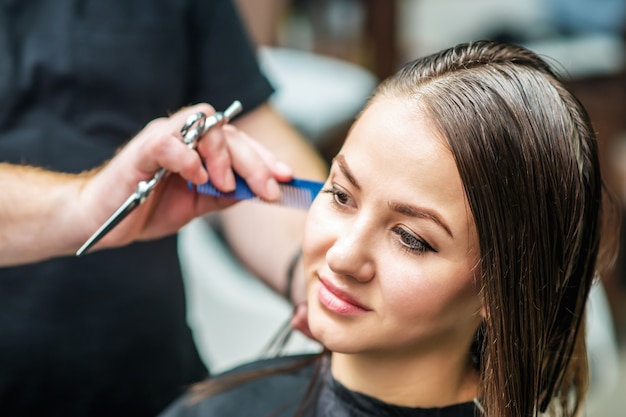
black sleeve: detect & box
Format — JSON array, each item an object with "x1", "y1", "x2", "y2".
[{"x1": 188, "y1": 0, "x2": 274, "y2": 115}]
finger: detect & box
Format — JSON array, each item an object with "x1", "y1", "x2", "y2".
[
  {"x1": 223, "y1": 126, "x2": 293, "y2": 201},
  {"x1": 140, "y1": 102, "x2": 217, "y2": 148},
  {"x1": 140, "y1": 131, "x2": 209, "y2": 185},
  {"x1": 132, "y1": 103, "x2": 218, "y2": 182},
  {"x1": 168, "y1": 103, "x2": 216, "y2": 128},
  {"x1": 195, "y1": 123, "x2": 236, "y2": 191},
  {"x1": 244, "y1": 136, "x2": 294, "y2": 181}
]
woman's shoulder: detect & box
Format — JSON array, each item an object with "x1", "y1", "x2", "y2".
[{"x1": 158, "y1": 353, "x2": 321, "y2": 417}]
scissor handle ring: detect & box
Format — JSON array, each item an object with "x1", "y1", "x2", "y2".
[{"x1": 180, "y1": 112, "x2": 207, "y2": 148}]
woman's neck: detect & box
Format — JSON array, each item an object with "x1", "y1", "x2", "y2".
[{"x1": 330, "y1": 346, "x2": 478, "y2": 408}]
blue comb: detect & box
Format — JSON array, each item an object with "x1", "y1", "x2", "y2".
[{"x1": 188, "y1": 173, "x2": 324, "y2": 210}]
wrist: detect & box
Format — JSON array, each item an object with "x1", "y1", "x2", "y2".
[
  {"x1": 0, "y1": 165, "x2": 87, "y2": 265},
  {"x1": 50, "y1": 171, "x2": 92, "y2": 257}
]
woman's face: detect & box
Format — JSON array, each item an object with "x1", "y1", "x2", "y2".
[{"x1": 304, "y1": 95, "x2": 483, "y2": 357}]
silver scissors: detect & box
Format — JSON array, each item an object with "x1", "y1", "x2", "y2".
[{"x1": 76, "y1": 100, "x2": 243, "y2": 256}]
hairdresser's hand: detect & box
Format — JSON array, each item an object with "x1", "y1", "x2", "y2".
[{"x1": 79, "y1": 103, "x2": 293, "y2": 251}]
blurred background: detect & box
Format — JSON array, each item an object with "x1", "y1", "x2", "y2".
[{"x1": 180, "y1": 1, "x2": 626, "y2": 416}]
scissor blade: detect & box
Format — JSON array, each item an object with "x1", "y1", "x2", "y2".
[{"x1": 76, "y1": 193, "x2": 142, "y2": 256}]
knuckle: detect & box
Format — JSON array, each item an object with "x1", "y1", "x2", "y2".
[
  {"x1": 149, "y1": 134, "x2": 176, "y2": 160},
  {"x1": 144, "y1": 116, "x2": 168, "y2": 131}
]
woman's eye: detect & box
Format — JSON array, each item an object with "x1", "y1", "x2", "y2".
[
  {"x1": 392, "y1": 226, "x2": 434, "y2": 254},
  {"x1": 321, "y1": 187, "x2": 352, "y2": 207}
]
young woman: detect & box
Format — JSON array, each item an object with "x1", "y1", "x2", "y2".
[{"x1": 160, "y1": 40, "x2": 616, "y2": 417}]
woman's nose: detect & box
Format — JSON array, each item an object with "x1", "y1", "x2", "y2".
[{"x1": 326, "y1": 218, "x2": 375, "y2": 282}]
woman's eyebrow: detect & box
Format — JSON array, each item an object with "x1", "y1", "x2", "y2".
[
  {"x1": 388, "y1": 201, "x2": 454, "y2": 239},
  {"x1": 331, "y1": 155, "x2": 453, "y2": 239},
  {"x1": 332, "y1": 155, "x2": 360, "y2": 190}
]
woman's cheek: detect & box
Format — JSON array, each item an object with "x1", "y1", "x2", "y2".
[
  {"x1": 302, "y1": 200, "x2": 326, "y2": 271},
  {"x1": 303, "y1": 198, "x2": 333, "y2": 252}
]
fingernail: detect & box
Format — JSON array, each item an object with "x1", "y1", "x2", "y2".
[
  {"x1": 275, "y1": 161, "x2": 293, "y2": 176},
  {"x1": 266, "y1": 178, "x2": 281, "y2": 200},
  {"x1": 224, "y1": 170, "x2": 236, "y2": 191}
]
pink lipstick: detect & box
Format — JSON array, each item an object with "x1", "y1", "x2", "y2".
[{"x1": 317, "y1": 278, "x2": 370, "y2": 315}]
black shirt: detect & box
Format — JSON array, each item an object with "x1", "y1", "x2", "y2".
[
  {"x1": 0, "y1": 1, "x2": 273, "y2": 416},
  {"x1": 159, "y1": 354, "x2": 478, "y2": 417}
]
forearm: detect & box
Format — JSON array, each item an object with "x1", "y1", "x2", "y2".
[{"x1": 0, "y1": 163, "x2": 89, "y2": 266}]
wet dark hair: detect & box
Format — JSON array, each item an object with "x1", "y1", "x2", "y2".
[
  {"x1": 191, "y1": 41, "x2": 617, "y2": 417},
  {"x1": 375, "y1": 40, "x2": 617, "y2": 416}
]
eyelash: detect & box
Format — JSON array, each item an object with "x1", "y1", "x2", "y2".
[
  {"x1": 321, "y1": 186, "x2": 435, "y2": 255},
  {"x1": 391, "y1": 226, "x2": 435, "y2": 254},
  {"x1": 321, "y1": 186, "x2": 352, "y2": 209}
]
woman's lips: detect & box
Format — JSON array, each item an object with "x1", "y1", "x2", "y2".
[{"x1": 317, "y1": 277, "x2": 371, "y2": 315}]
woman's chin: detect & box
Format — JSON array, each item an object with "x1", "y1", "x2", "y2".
[{"x1": 308, "y1": 310, "x2": 360, "y2": 354}]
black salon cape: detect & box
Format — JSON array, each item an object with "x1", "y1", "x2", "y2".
[
  {"x1": 159, "y1": 354, "x2": 477, "y2": 417},
  {"x1": 0, "y1": 1, "x2": 273, "y2": 416}
]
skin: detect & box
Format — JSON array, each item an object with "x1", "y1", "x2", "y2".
[
  {"x1": 0, "y1": 104, "x2": 295, "y2": 266},
  {"x1": 0, "y1": 102, "x2": 325, "y2": 335},
  {"x1": 222, "y1": 104, "x2": 327, "y2": 302},
  {"x1": 303, "y1": 96, "x2": 484, "y2": 407}
]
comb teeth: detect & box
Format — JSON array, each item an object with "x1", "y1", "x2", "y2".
[{"x1": 189, "y1": 175, "x2": 324, "y2": 210}]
